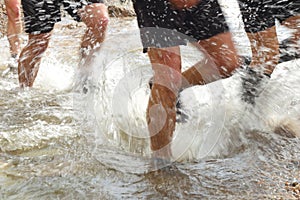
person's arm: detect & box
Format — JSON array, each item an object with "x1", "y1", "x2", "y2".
[{"x1": 169, "y1": 0, "x2": 200, "y2": 9}]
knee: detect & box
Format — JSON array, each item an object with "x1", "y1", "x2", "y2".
[
  {"x1": 5, "y1": 0, "x2": 21, "y2": 18},
  {"x1": 214, "y1": 52, "x2": 241, "y2": 77},
  {"x1": 82, "y1": 3, "x2": 109, "y2": 31}
]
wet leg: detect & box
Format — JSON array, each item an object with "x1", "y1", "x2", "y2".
[
  {"x1": 18, "y1": 33, "x2": 51, "y2": 87},
  {"x1": 5, "y1": 0, "x2": 22, "y2": 57},
  {"x1": 182, "y1": 32, "x2": 240, "y2": 88},
  {"x1": 147, "y1": 46, "x2": 182, "y2": 162},
  {"x1": 79, "y1": 3, "x2": 109, "y2": 66},
  {"x1": 246, "y1": 26, "x2": 279, "y2": 75}
]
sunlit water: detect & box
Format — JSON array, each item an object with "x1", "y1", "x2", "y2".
[{"x1": 1, "y1": 2, "x2": 300, "y2": 199}]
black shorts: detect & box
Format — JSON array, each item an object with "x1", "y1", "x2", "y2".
[
  {"x1": 22, "y1": 0, "x2": 104, "y2": 34},
  {"x1": 133, "y1": 0, "x2": 229, "y2": 51},
  {"x1": 239, "y1": 0, "x2": 300, "y2": 33}
]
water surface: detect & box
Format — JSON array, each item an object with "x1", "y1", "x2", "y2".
[{"x1": 0, "y1": 6, "x2": 300, "y2": 200}]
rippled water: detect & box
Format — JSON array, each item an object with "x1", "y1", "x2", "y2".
[{"x1": 1, "y1": 4, "x2": 300, "y2": 200}]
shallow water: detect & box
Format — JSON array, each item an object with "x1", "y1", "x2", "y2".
[{"x1": 1, "y1": 4, "x2": 300, "y2": 200}]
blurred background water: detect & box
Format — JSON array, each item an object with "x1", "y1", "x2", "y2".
[{"x1": 0, "y1": 1, "x2": 300, "y2": 199}]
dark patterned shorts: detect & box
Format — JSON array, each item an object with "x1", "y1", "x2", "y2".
[
  {"x1": 239, "y1": 0, "x2": 300, "y2": 33},
  {"x1": 133, "y1": 0, "x2": 229, "y2": 51},
  {"x1": 22, "y1": 0, "x2": 104, "y2": 34}
]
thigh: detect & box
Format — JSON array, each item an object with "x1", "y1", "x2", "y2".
[
  {"x1": 22, "y1": 0, "x2": 61, "y2": 34},
  {"x1": 184, "y1": 0, "x2": 230, "y2": 41},
  {"x1": 198, "y1": 32, "x2": 239, "y2": 73}
]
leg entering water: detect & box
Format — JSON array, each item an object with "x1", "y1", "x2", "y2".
[
  {"x1": 5, "y1": 0, "x2": 22, "y2": 57},
  {"x1": 79, "y1": 3, "x2": 109, "y2": 67},
  {"x1": 18, "y1": 33, "x2": 51, "y2": 88},
  {"x1": 147, "y1": 47, "x2": 182, "y2": 164},
  {"x1": 75, "y1": 3, "x2": 109, "y2": 93}
]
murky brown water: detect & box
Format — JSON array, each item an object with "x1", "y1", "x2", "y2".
[{"x1": 1, "y1": 5, "x2": 300, "y2": 200}]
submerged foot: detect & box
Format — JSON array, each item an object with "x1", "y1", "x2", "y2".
[
  {"x1": 73, "y1": 75, "x2": 90, "y2": 94},
  {"x1": 73, "y1": 70, "x2": 97, "y2": 94},
  {"x1": 240, "y1": 67, "x2": 270, "y2": 105},
  {"x1": 175, "y1": 96, "x2": 189, "y2": 123},
  {"x1": 2, "y1": 56, "x2": 18, "y2": 76},
  {"x1": 148, "y1": 156, "x2": 178, "y2": 174},
  {"x1": 279, "y1": 38, "x2": 300, "y2": 63}
]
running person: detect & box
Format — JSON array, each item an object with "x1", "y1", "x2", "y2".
[
  {"x1": 19, "y1": 0, "x2": 109, "y2": 87},
  {"x1": 238, "y1": 0, "x2": 300, "y2": 104},
  {"x1": 5, "y1": 0, "x2": 22, "y2": 59},
  {"x1": 133, "y1": 0, "x2": 241, "y2": 165}
]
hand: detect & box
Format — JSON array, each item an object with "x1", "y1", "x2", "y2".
[{"x1": 169, "y1": 0, "x2": 200, "y2": 9}]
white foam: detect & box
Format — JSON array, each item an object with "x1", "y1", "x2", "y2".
[
  {"x1": 256, "y1": 59, "x2": 300, "y2": 137},
  {"x1": 34, "y1": 55, "x2": 75, "y2": 92}
]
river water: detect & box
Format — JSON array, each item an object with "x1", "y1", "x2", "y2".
[{"x1": 1, "y1": 1, "x2": 300, "y2": 199}]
